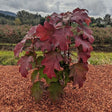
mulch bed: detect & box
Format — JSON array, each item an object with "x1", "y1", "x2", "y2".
[{"x1": 0, "y1": 65, "x2": 112, "y2": 112}]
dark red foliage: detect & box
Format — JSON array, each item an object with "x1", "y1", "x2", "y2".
[
  {"x1": 77, "y1": 26, "x2": 94, "y2": 43},
  {"x1": 75, "y1": 36, "x2": 93, "y2": 52},
  {"x1": 69, "y1": 63, "x2": 88, "y2": 88},
  {"x1": 52, "y1": 27, "x2": 73, "y2": 51},
  {"x1": 14, "y1": 7, "x2": 94, "y2": 89},
  {"x1": 17, "y1": 56, "x2": 33, "y2": 77},
  {"x1": 36, "y1": 21, "x2": 55, "y2": 41},
  {"x1": 41, "y1": 52, "x2": 63, "y2": 79},
  {"x1": 71, "y1": 8, "x2": 91, "y2": 26}
]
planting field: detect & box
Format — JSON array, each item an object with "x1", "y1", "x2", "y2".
[{"x1": 0, "y1": 65, "x2": 112, "y2": 111}]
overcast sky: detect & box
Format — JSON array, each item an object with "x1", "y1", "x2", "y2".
[{"x1": 0, "y1": 0, "x2": 112, "y2": 17}]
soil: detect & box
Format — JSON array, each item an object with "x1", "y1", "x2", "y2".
[{"x1": 0, "y1": 65, "x2": 112, "y2": 112}]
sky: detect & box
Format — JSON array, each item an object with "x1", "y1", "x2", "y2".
[{"x1": 0, "y1": 0, "x2": 112, "y2": 17}]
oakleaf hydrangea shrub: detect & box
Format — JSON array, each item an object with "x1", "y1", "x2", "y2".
[{"x1": 14, "y1": 8, "x2": 94, "y2": 101}]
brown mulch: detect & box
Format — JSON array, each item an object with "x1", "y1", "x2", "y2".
[{"x1": 0, "y1": 65, "x2": 112, "y2": 112}]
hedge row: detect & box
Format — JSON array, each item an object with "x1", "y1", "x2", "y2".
[
  {"x1": 92, "y1": 27, "x2": 112, "y2": 45},
  {"x1": 0, "y1": 25, "x2": 112, "y2": 45},
  {"x1": 0, "y1": 25, "x2": 31, "y2": 43}
]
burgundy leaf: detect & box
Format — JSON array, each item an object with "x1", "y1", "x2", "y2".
[
  {"x1": 69, "y1": 63, "x2": 88, "y2": 88},
  {"x1": 52, "y1": 27, "x2": 73, "y2": 50},
  {"x1": 41, "y1": 52, "x2": 63, "y2": 79},
  {"x1": 27, "y1": 26, "x2": 38, "y2": 36},
  {"x1": 75, "y1": 36, "x2": 93, "y2": 52},
  {"x1": 17, "y1": 56, "x2": 33, "y2": 77},
  {"x1": 14, "y1": 42, "x2": 24, "y2": 57},
  {"x1": 77, "y1": 26, "x2": 94, "y2": 43},
  {"x1": 78, "y1": 51, "x2": 91, "y2": 63},
  {"x1": 49, "y1": 12, "x2": 62, "y2": 26},
  {"x1": 36, "y1": 21, "x2": 55, "y2": 41},
  {"x1": 14, "y1": 35, "x2": 33, "y2": 57},
  {"x1": 71, "y1": 8, "x2": 91, "y2": 26},
  {"x1": 55, "y1": 22, "x2": 63, "y2": 29},
  {"x1": 35, "y1": 40, "x2": 51, "y2": 51},
  {"x1": 62, "y1": 12, "x2": 72, "y2": 24}
]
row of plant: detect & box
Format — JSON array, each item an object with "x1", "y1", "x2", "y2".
[
  {"x1": 0, "y1": 25, "x2": 31, "y2": 43},
  {"x1": 0, "y1": 25, "x2": 112, "y2": 45},
  {"x1": 92, "y1": 27, "x2": 112, "y2": 45}
]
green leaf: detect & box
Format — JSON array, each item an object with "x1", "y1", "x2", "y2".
[
  {"x1": 37, "y1": 56, "x2": 44, "y2": 65},
  {"x1": 39, "y1": 67, "x2": 58, "y2": 84},
  {"x1": 31, "y1": 69, "x2": 38, "y2": 83},
  {"x1": 64, "y1": 71, "x2": 70, "y2": 86},
  {"x1": 48, "y1": 82, "x2": 63, "y2": 101},
  {"x1": 31, "y1": 81, "x2": 44, "y2": 101}
]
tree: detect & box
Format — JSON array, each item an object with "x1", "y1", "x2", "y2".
[
  {"x1": 17, "y1": 10, "x2": 43, "y2": 25},
  {"x1": 15, "y1": 18, "x2": 21, "y2": 25},
  {"x1": 104, "y1": 14, "x2": 111, "y2": 25}
]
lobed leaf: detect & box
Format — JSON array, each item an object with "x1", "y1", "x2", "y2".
[
  {"x1": 36, "y1": 21, "x2": 55, "y2": 41},
  {"x1": 39, "y1": 67, "x2": 58, "y2": 84},
  {"x1": 17, "y1": 56, "x2": 33, "y2": 77},
  {"x1": 35, "y1": 40, "x2": 51, "y2": 51},
  {"x1": 52, "y1": 27, "x2": 73, "y2": 50},
  {"x1": 71, "y1": 8, "x2": 91, "y2": 26},
  {"x1": 77, "y1": 26, "x2": 94, "y2": 43},
  {"x1": 48, "y1": 82, "x2": 63, "y2": 101},
  {"x1": 42, "y1": 52, "x2": 63, "y2": 79},
  {"x1": 69, "y1": 63, "x2": 88, "y2": 88},
  {"x1": 74, "y1": 35, "x2": 93, "y2": 52},
  {"x1": 31, "y1": 81, "x2": 44, "y2": 101},
  {"x1": 78, "y1": 51, "x2": 91, "y2": 63},
  {"x1": 14, "y1": 35, "x2": 33, "y2": 57}
]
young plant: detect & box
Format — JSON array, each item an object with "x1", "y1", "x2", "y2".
[{"x1": 14, "y1": 8, "x2": 94, "y2": 101}]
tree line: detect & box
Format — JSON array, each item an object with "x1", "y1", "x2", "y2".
[
  {"x1": 90, "y1": 14, "x2": 112, "y2": 27},
  {"x1": 0, "y1": 10, "x2": 112, "y2": 27},
  {"x1": 0, "y1": 10, "x2": 45, "y2": 25}
]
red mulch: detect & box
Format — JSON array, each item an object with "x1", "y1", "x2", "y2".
[{"x1": 0, "y1": 65, "x2": 112, "y2": 112}]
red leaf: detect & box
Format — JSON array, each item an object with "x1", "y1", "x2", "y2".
[
  {"x1": 35, "y1": 40, "x2": 51, "y2": 51},
  {"x1": 85, "y1": 18, "x2": 91, "y2": 26},
  {"x1": 75, "y1": 36, "x2": 93, "y2": 52},
  {"x1": 14, "y1": 35, "x2": 33, "y2": 57},
  {"x1": 71, "y1": 8, "x2": 90, "y2": 25},
  {"x1": 52, "y1": 27, "x2": 73, "y2": 50},
  {"x1": 62, "y1": 12, "x2": 72, "y2": 24},
  {"x1": 36, "y1": 21, "x2": 55, "y2": 41},
  {"x1": 27, "y1": 26, "x2": 38, "y2": 36},
  {"x1": 49, "y1": 12, "x2": 62, "y2": 25},
  {"x1": 69, "y1": 63, "x2": 88, "y2": 88},
  {"x1": 41, "y1": 52, "x2": 63, "y2": 79},
  {"x1": 78, "y1": 51, "x2": 90, "y2": 63},
  {"x1": 14, "y1": 42, "x2": 24, "y2": 57},
  {"x1": 17, "y1": 56, "x2": 33, "y2": 77},
  {"x1": 77, "y1": 26, "x2": 94, "y2": 43}
]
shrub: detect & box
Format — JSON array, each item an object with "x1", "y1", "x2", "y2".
[
  {"x1": 0, "y1": 25, "x2": 31, "y2": 43},
  {"x1": 14, "y1": 8, "x2": 94, "y2": 101},
  {"x1": 92, "y1": 27, "x2": 112, "y2": 45}
]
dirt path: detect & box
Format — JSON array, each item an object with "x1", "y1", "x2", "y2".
[{"x1": 0, "y1": 65, "x2": 112, "y2": 112}]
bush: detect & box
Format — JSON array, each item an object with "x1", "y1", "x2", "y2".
[
  {"x1": 92, "y1": 27, "x2": 112, "y2": 45},
  {"x1": 14, "y1": 8, "x2": 94, "y2": 101},
  {"x1": 0, "y1": 25, "x2": 31, "y2": 43}
]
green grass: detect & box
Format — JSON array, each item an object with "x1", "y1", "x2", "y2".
[
  {"x1": 0, "y1": 43, "x2": 16, "y2": 46},
  {"x1": 0, "y1": 51, "x2": 17, "y2": 65},
  {"x1": 88, "y1": 52, "x2": 112, "y2": 65},
  {"x1": 0, "y1": 50, "x2": 43, "y2": 65},
  {"x1": 0, "y1": 51, "x2": 112, "y2": 65},
  {"x1": 71, "y1": 51, "x2": 112, "y2": 65}
]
